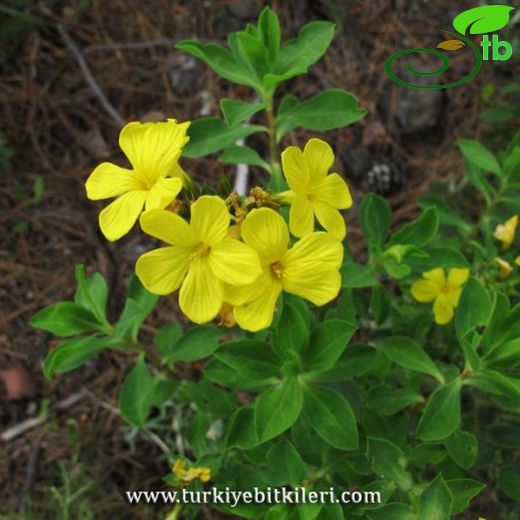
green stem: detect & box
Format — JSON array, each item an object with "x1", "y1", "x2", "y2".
[
  {"x1": 126, "y1": 337, "x2": 178, "y2": 381},
  {"x1": 265, "y1": 93, "x2": 279, "y2": 170}
]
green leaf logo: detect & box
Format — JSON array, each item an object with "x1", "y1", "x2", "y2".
[{"x1": 453, "y1": 5, "x2": 515, "y2": 35}]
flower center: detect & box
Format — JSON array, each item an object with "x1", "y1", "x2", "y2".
[
  {"x1": 270, "y1": 261, "x2": 284, "y2": 279},
  {"x1": 440, "y1": 284, "x2": 451, "y2": 294},
  {"x1": 197, "y1": 244, "x2": 212, "y2": 257}
]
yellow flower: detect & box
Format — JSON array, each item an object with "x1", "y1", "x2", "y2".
[
  {"x1": 495, "y1": 257, "x2": 513, "y2": 280},
  {"x1": 493, "y1": 215, "x2": 518, "y2": 251},
  {"x1": 135, "y1": 196, "x2": 261, "y2": 323},
  {"x1": 411, "y1": 267, "x2": 470, "y2": 325},
  {"x1": 516, "y1": 256, "x2": 520, "y2": 266},
  {"x1": 279, "y1": 138, "x2": 352, "y2": 240},
  {"x1": 225, "y1": 208, "x2": 343, "y2": 331},
  {"x1": 172, "y1": 460, "x2": 211, "y2": 483},
  {"x1": 86, "y1": 119, "x2": 190, "y2": 241}
]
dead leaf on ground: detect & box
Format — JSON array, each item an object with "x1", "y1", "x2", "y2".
[{"x1": 0, "y1": 365, "x2": 37, "y2": 400}]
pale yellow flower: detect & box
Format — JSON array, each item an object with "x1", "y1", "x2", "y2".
[
  {"x1": 495, "y1": 257, "x2": 513, "y2": 280},
  {"x1": 278, "y1": 138, "x2": 352, "y2": 240},
  {"x1": 136, "y1": 196, "x2": 261, "y2": 324},
  {"x1": 411, "y1": 267, "x2": 470, "y2": 325},
  {"x1": 493, "y1": 215, "x2": 518, "y2": 251},
  {"x1": 225, "y1": 208, "x2": 343, "y2": 331},
  {"x1": 86, "y1": 119, "x2": 189, "y2": 241}
]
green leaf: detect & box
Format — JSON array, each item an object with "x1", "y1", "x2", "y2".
[
  {"x1": 417, "y1": 380, "x2": 461, "y2": 441},
  {"x1": 367, "y1": 388, "x2": 423, "y2": 415},
  {"x1": 74, "y1": 265, "x2": 108, "y2": 323},
  {"x1": 183, "y1": 117, "x2": 265, "y2": 158},
  {"x1": 303, "y1": 385, "x2": 358, "y2": 450},
  {"x1": 457, "y1": 138, "x2": 501, "y2": 176},
  {"x1": 276, "y1": 89, "x2": 366, "y2": 139},
  {"x1": 366, "y1": 437, "x2": 413, "y2": 491},
  {"x1": 165, "y1": 325, "x2": 221, "y2": 362},
  {"x1": 390, "y1": 207, "x2": 439, "y2": 247},
  {"x1": 370, "y1": 285, "x2": 391, "y2": 324},
  {"x1": 257, "y1": 7, "x2": 280, "y2": 64},
  {"x1": 233, "y1": 31, "x2": 270, "y2": 82},
  {"x1": 278, "y1": 94, "x2": 299, "y2": 115},
  {"x1": 219, "y1": 144, "x2": 270, "y2": 171},
  {"x1": 154, "y1": 323, "x2": 183, "y2": 358},
  {"x1": 215, "y1": 339, "x2": 280, "y2": 379},
  {"x1": 381, "y1": 336, "x2": 444, "y2": 383},
  {"x1": 118, "y1": 356, "x2": 156, "y2": 427},
  {"x1": 276, "y1": 21, "x2": 335, "y2": 74},
  {"x1": 341, "y1": 253, "x2": 377, "y2": 288},
  {"x1": 444, "y1": 430, "x2": 478, "y2": 469},
  {"x1": 312, "y1": 344, "x2": 378, "y2": 382},
  {"x1": 220, "y1": 99, "x2": 265, "y2": 127},
  {"x1": 418, "y1": 474, "x2": 453, "y2": 520},
  {"x1": 455, "y1": 278, "x2": 492, "y2": 341},
  {"x1": 226, "y1": 406, "x2": 259, "y2": 449},
  {"x1": 271, "y1": 302, "x2": 309, "y2": 360},
  {"x1": 175, "y1": 40, "x2": 257, "y2": 87},
  {"x1": 480, "y1": 107, "x2": 515, "y2": 124},
  {"x1": 31, "y1": 302, "x2": 101, "y2": 337},
  {"x1": 453, "y1": 5, "x2": 514, "y2": 35},
  {"x1": 484, "y1": 338, "x2": 520, "y2": 369},
  {"x1": 465, "y1": 160, "x2": 495, "y2": 204},
  {"x1": 360, "y1": 193, "x2": 391, "y2": 256},
  {"x1": 43, "y1": 335, "x2": 121, "y2": 379},
  {"x1": 446, "y1": 479, "x2": 485, "y2": 514},
  {"x1": 255, "y1": 377, "x2": 303, "y2": 442},
  {"x1": 466, "y1": 369, "x2": 520, "y2": 401},
  {"x1": 115, "y1": 275, "x2": 158, "y2": 340},
  {"x1": 406, "y1": 247, "x2": 469, "y2": 271},
  {"x1": 265, "y1": 440, "x2": 306, "y2": 486},
  {"x1": 498, "y1": 469, "x2": 520, "y2": 502},
  {"x1": 204, "y1": 358, "x2": 276, "y2": 390},
  {"x1": 304, "y1": 320, "x2": 357, "y2": 373}
]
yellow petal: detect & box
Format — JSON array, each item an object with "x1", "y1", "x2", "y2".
[
  {"x1": 447, "y1": 287, "x2": 463, "y2": 308},
  {"x1": 283, "y1": 263, "x2": 341, "y2": 306},
  {"x1": 275, "y1": 190, "x2": 296, "y2": 204},
  {"x1": 433, "y1": 294, "x2": 454, "y2": 325},
  {"x1": 99, "y1": 190, "x2": 147, "y2": 241},
  {"x1": 281, "y1": 145, "x2": 309, "y2": 191},
  {"x1": 135, "y1": 246, "x2": 191, "y2": 295},
  {"x1": 493, "y1": 215, "x2": 518, "y2": 251},
  {"x1": 314, "y1": 173, "x2": 352, "y2": 209},
  {"x1": 289, "y1": 194, "x2": 314, "y2": 237},
  {"x1": 224, "y1": 270, "x2": 271, "y2": 306},
  {"x1": 411, "y1": 279, "x2": 438, "y2": 302},
  {"x1": 190, "y1": 195, "x2": 230, "y2": 246},
  {"x1": 139, "y1": 209, "x2": 198, "y2": 248},
  {"x1": 85, "y1": 162, "x2": 145, "y2": 200},
  {"x1": 119, "y1": 119, "x2": 190, "y2": 183},
  {"x1": 302, "y1": 138, "x2": 334, "y2": 182},
  {"x1": 241, "y1": 208, "x2": 289, "y2": 264},
  {"x1": 234, "y1": 281, "x2": 282, "y2": 332},
  {"x1": 179, "y1": 256, "x2": 223, "y2": 323},
  {"x1": 515, "y1": 256, "x2": 520, "y2": 266},
  {"x1": 209, "y1": 238, "x2": 261, "y2": 285},
  {"x1": 312, "y1": 202, "x2": 346, "y2": 240},
  {"x1": 447, "y1": 267, "x2": 470, "y2": 288},
  {"x1": 284, "y1": 232, "x2": 343, "y2": 270},
  {"x1": 423, "y1": 268, "x2": 446, "y2": 287},
  {"x1": 145, "y1": 177, "x2": 183, "y2": 210},
  {"x1": 494, "y1": 257, "x2": 513, "y2": 280}
]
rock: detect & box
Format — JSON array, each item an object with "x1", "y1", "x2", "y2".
[{"x1": 392, "y1": 56, "x2": 443, "y2": 136}]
